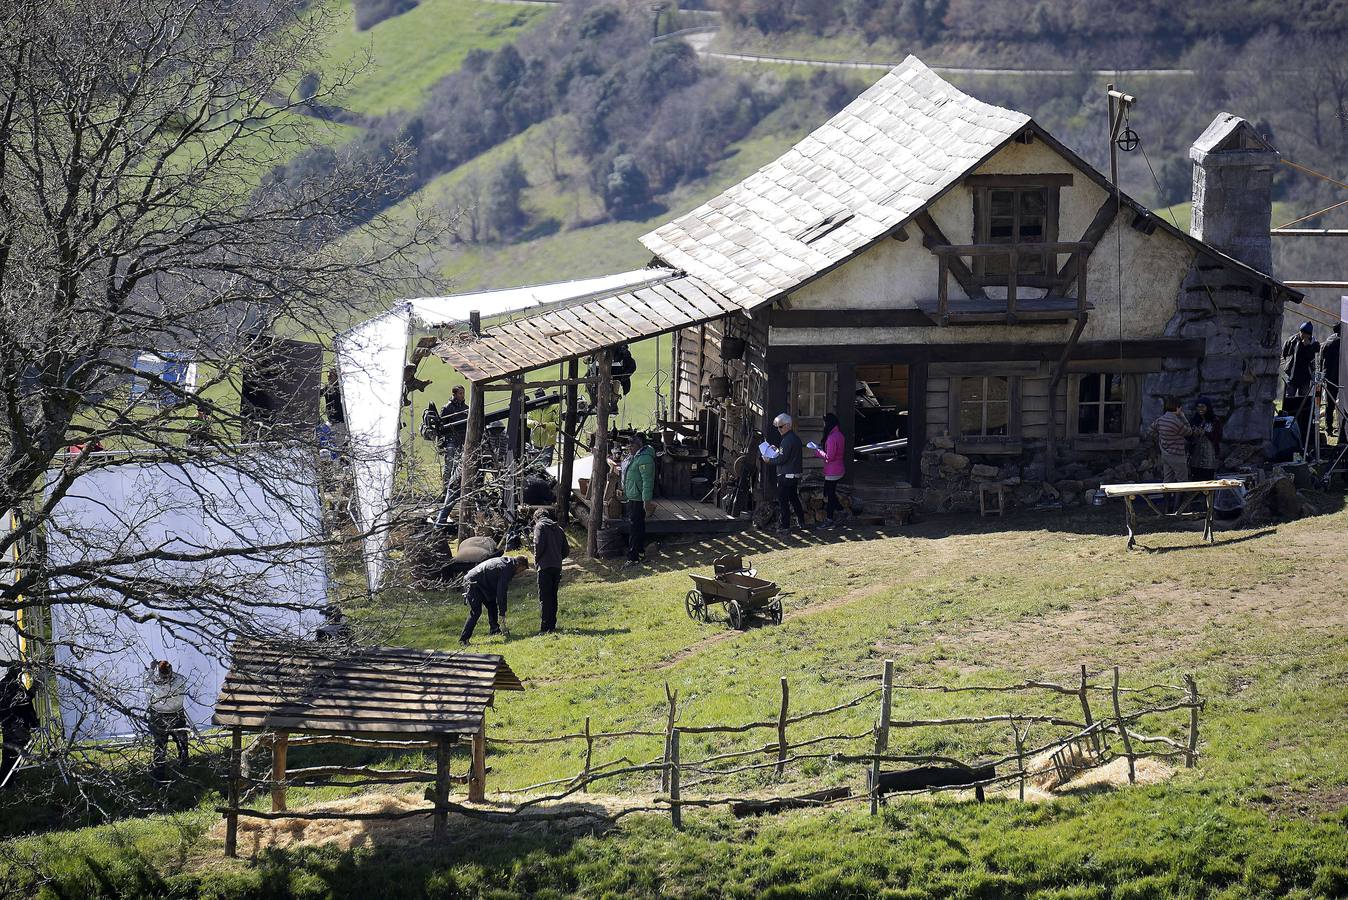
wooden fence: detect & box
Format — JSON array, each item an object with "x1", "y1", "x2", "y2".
[{"x1": 473, "y1": 661, "x2": 1203, "y2": 829}]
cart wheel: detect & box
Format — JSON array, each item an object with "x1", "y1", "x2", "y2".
[
  {"x1": 727, "y1": 600, "x2": 744, "y2": 630},
  {"x1": 685, "y1": 589, "x2": 705, "y2": 621},
  {"x1": 769, "y1": 598, "x2": 783, "y2": 626}
]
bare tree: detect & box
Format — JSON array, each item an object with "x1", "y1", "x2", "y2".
[{"x1": 0, "y1": 0, "x2": 442, "y2": 816}]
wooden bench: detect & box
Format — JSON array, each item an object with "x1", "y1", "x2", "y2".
[{"x1": 1100, "y1": 480, "x2": 1244, "y2": 549}]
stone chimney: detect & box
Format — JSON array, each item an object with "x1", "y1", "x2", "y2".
[{"x1": 1189, "y1": 113, "x2": 1278, "y2": 273}]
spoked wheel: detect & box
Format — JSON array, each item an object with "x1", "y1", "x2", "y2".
[
  {"x1": 685, "y1": 589, "x2": 705, "y2": 621},
  {"x1": 768, "y1": 597, "x2": 784, "y2": 626},
  {"x1": 727, "y1": 599, "x2": 745, "y2": 631}
]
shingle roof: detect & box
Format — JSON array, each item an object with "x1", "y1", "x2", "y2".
[
  {"x1": 640, "y1": 56, "x2": 1030, "y2": 308},
  {"x1": 436, "y1": 274, "x2": 739, "y2": 382}
]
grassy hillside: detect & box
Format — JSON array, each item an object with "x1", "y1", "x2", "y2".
[
  {"x1": 5, "y1": 503, "x2": 1348, "y2": 896},
  {"x1": 308, "y1": 0, "x2": 545, "y2": 116}
]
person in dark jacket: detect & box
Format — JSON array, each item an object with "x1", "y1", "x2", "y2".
[
  {"x1": 1188, "y1": 396, "x2": 1224, "y2": 481},
  {"x1": 1323, "y1": 324, "x2": 1341, "y2": 439},
  {"x1": 1283, "y1": 322, "x2": 1320, "y2": 439},
  {"x1": 532, "y1": 509, "x2": 569, "y2": 633},
  {"x1": 764, "y1": 413, "x2": 806, "y2": 532},
  {"x1": 459, "y1": 556, "x2": 529, "y2": 646},
  {"x1": 1, "y1": 666, "x2": 39, "y2": 789}
]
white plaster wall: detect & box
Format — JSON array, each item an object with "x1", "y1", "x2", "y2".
[{"x1": 774, "y1": 136, "x2": 1197, "y2": 347}]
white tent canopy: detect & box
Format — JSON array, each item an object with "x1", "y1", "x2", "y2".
[
  {"x1": 43, "y1": 453, "x2": 328, "y2": 740},
  {"x1": 336, "y1": 268, "x2": 672, "y2": 592}
]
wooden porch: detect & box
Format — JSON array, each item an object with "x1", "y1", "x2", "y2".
[{"x1": 571, "y1": 495, "x2": 748, "y2": 536}]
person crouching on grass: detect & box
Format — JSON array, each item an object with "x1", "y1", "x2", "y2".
[
  {"x1": 459, "y1": 555, "x2": 529, "y2": 646},
  {"x1": 532, "y1": 508, "x2": 569, "y2": 634}
]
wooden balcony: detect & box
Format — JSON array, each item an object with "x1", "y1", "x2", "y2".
[{"x1": 916, "y1": 241, "x2": 1093, "y2": 326}]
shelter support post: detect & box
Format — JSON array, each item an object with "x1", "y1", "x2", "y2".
[
  {"x1": 458, "y1": 381, "x2": 486, "y2": 540},
  {"x1": 434, "y1": 735, "x2": 451, "y2": 837},
  {"x1": 469, "y1": 722, "x2": 487, "y2": 802},
  {"x1": 505, "y1": 376, "x2": 524, "y2": 514},
  {"x1": 586, "y1": 350, "x2": 613, "y2": 559},
  {"x1": 559, "y1": 358, "x2": 579, "y2": 526},
  {"x1": 225, "y1": 727, "x2": 242, "y2": 858},
  {"x1": 271, "y1": 731, "x2": 288, "y2": 813}
]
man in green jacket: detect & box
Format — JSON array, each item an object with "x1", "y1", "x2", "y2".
[{"x1": 618, "y1": 433, "x2": 656, "y2": 567}]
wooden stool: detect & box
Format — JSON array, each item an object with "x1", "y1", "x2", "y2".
[{"x1": 978, "y1": 482, "x2": 1006, "y2": 517}]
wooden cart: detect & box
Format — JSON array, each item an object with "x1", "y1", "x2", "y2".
[{"x1": 685, "y1": 554, "x2": 786, "y2": 629}]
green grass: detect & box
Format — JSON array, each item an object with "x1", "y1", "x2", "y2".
[
  {"x1": 309, "y1": 0, "x2": 546, "y2": 117},
  {"x1": 6, "y1": 501, "x2": 1348, "y2": 897}
]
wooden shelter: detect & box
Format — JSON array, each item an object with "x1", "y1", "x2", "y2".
[{"x1": 212, "y1": 641, "x2": 523, "y2": 856}]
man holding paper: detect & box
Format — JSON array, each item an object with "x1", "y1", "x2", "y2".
[{"x1": 763, "y1": 413, "x2": 806, "y2": 533}]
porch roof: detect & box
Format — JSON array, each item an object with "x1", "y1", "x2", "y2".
[{"x1": 434, "y1": 273, "x2": 741, "y2": 382}]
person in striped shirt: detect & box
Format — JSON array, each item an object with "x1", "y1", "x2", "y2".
[{"x1": 1147, "y1": 398, "x2": 1200, "y2": 512}]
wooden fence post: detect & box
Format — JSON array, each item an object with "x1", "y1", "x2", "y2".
[
  {"x1": 270, "y1": 731, "x2": 288, "y2": 813},
  {"x1": 870, "y1": 659, "x2": 893, "y2": 815},
  {"x1": 1010, "y1": 717, "x2": 1026, "y2": 802},
  {"x1": 433, "y1": 734, "x2": 451, "y2": 838},
  {"x1": 224, "y1": 727, "x2": 241, "y2": 858},
  {"x1": 669, "y1": 728, "x2": 682, "y2": 831},
  {"x1": 1078, "y1": 664, "x2": 1100, "y2": 755},
  {"x1": 1184, "y1": 674, "x2": 1200, "y2": 768},
  {"x1": 469, "y1": 721, "x2": 487, "y2": 802},
  {"x1": 1111, "y1": 666, "x2": 1135, "y2": 784},
  {"x1": 775, "y1": 677, "x2": 790, "y2": 778},
  {"x1": 582, "y1": 716, "x2": 594, "y2": 792},
  {"x1": 661, "y1": 683, "x2": 677, "y2": 792}
]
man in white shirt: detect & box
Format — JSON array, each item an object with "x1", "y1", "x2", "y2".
[{"x1": 145, "y1": 660, "x2": 189, "y2": 779}]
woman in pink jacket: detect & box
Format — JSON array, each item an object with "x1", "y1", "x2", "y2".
[{"x1": 811, "y1": 412, "x2": 846, "y2": 528}]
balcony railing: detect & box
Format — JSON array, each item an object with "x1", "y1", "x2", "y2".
[{"x1": 925, "y1": 241, "x2": 1092, "y2": 326}]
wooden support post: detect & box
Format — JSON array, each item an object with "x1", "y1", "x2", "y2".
[
  {"x1": 937, "y1": 255, "x2": 950, "y2": 325},
  {"x1": 661, "y1": 683, "x2": 677, "y2": 792},
  {"x1": 457, "y1": 381, "x2": 486, "y2": 540},
  {"x1": 559, "y1": 358, "x2": 579, "y2": 526},
  {"x1": 469, "y1": 721, "x2": 487, "y2": 802},
  {"x1": 225, "y1": 727, "x2": 241, "y2": 858},
  {"x1": 1006, "y1": 250, "x2": 1018, "y2": 322},
  {"x1": 582, "y1": 716, "x2": 594, "y2": 793},
  {"x1": 270, "y1": 731, "x2": 288, "y2": 813},
  {"x1": 775, "y1": 677, "x2": 790, "y2": 778},
  {"x1": 1077, "y1": 255, "x2": 1088, "y2": 317},
  {"x1": 586, "y1": 349, "x2": 613, "y2": 559},
  {"x1": 1112, "y1": 666, "x2": 1135, "y2": 784},
  {"x1": 1078, "y1": 664, "x2": 1099, "y2": 755},
  {"x1": 669, "y1": 728, "x2": 682, "y2": 831},
  {"x1": 434, "y1": 734, "x2": 451, "y2": 837},
  {"x1": 870, "y1": 659, "x2": 894, "y2": 815},
  {"x1": 1184, "y1": 674, "x2": 1200, "y2": 768},
  {"x1": 504, "y1": 376, "x2": 523, "y2": 514}
]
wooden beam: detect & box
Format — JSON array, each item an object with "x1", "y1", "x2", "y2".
[
  {"x1": 505, "y1": 376, "x2": 524, "y2": 514},
  {"x1": 1283, "y1": 281, "x2": 1348, "y2": 289},
  {"x1": 914, "y1": 212, "x2": 985, "y2": 300},
  {"x1": 586, "y1": 350, "x2": 612, "y2": 559},
  {"x1": 1056, "y1": 197, "x2": 1116, "y2": 293},
  {"x1": 271, "y1": 731, "x2": 288, "y2": 813},
  {"x1": 932, "y1": 241, "x2": 1091, "y2": 257},
  {"x1": 1271, "y1": 229, "x2": 1348, "y2": 237},
  {"x1": 772, "y1": 309, "x2": 933, "y2": 328},
  {"x1": 559, "y1": 358, "x2": 579, "y2": 527},
  {"x1": 765, "y1": 338, "x2": 1206, "y2": 366},
  {"x1": 225, "y1": 727, "x2": 241, "y2": 858},
  {"x1": 457, "y1": 381, "x2": 486, "y2": 540},
  {"x1": 482, "y1": 377, "x2": 595, "y2": 391},
  {"x1": 468, "y1": 722, "x2": 487, "y2": 802},
  {"x1": 964, "y1": 173, "x2": 1074, "y2": 187}
]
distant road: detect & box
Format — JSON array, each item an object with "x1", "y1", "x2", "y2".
[{"x1": 700, "y1": 47, "x2": 1197, "y2": 77}]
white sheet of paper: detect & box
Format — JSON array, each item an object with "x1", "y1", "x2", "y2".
[
  {"x1": 806, "y1": 441, "x2": 819, "y2": 451},
  {"x1": 758, "y1": 441, "x2": 778, "y2": 460}
]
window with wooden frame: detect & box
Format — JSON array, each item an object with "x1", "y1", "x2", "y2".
[
  {"x1": 967, "y1": 174, "x2": 1069, "y2": 284},
  {"x1": 1069, "y1": 372, "x2": 1142, "y2": 447},
  {"x1": 788, "y1": 367, "x2": 834, "y2": 436}
]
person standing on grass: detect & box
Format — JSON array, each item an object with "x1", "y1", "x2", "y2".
[
  {"x1": 1188, "y1": 396, "x2": 1223, "y2": 482},
  {"x1": 616, "y1": 433, "x2": 656, "y2": 569},
  {"x1": 764, "y1": 413, "x2": 805, "y2": 533},
  {"x1": 532, "y1": 509, "x2": 569, "y2": 633},
  {"x1": 145, "y1": 660, "x2": 189, "y2": 781},
  {"x1": 459, "y1": 555, "x2": 529, "y2": 646},
  {"x1": 1147, "y1": 398, "x2": 1199, "y2": 512},
  {"x1": 808, "y1": 412, "x2": 846, "y2": 528},
  {"x1": 1323, "y1": 324, "x2": 1340, "y2": 440}
]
